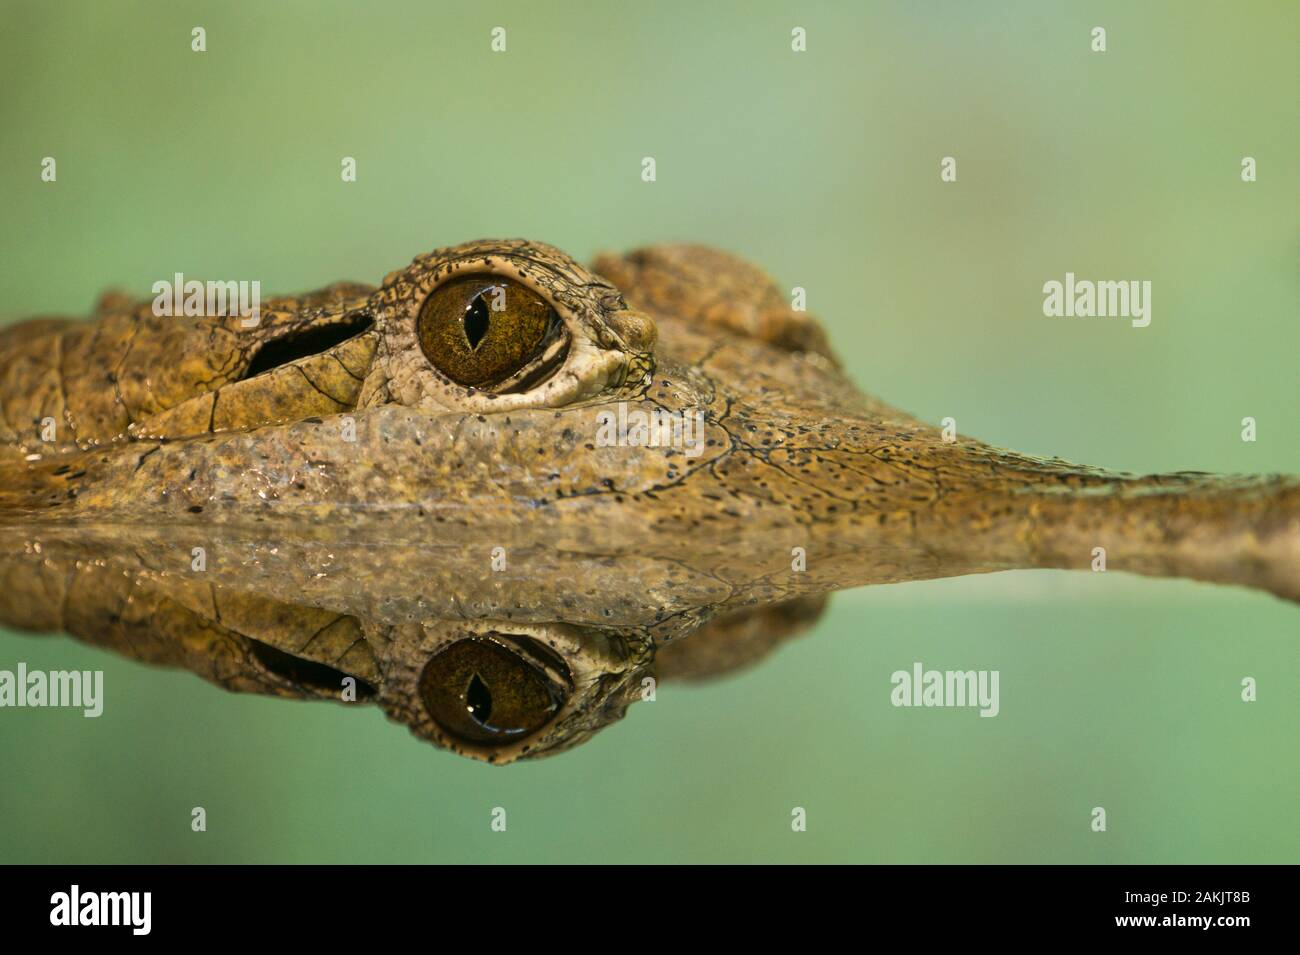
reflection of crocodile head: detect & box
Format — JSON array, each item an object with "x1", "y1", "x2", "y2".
[
  {"x1": 0, "y1": 526, "x2": 828, "y2": 763},
  {"x1": 1, "y1": 240, "x2": 1296, "y2": 762}
]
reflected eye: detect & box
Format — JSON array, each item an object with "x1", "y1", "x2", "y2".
[
  {"x1": 419, "y1": 635, "x2": 570, "y2": 745},
  {"x1": 416, "y1": 275, "x2": 562, "y2": 388}
]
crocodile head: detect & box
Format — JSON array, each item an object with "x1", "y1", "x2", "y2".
[{"x1": 1, "y1": 239, "x2": 1295, "y2": 763}]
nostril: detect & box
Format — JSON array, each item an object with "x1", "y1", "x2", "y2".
[
  {"x1": 240, "y1": 312, "x2": 374, "y2": 380},
  {"x1": 247, "y1": 638, "x2": 376, "y2": 699}
]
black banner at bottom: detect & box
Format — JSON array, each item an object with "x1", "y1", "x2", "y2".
[{"x1": 0, "y1": 864, "x2": 1281, "y2": 940}]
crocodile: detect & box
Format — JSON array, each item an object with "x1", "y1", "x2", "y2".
[{"x1": 0, "y1": 239, "x2": 1295, "y2": 762}]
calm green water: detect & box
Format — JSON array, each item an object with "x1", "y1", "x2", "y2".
[{"x1": 1, "y1": 1, "x2": 1295, "y2": 863}]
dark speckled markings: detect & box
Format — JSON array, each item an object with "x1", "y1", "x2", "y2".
[{"x1": 0, "y1": 240, "x2": 1295, "y2": 762}]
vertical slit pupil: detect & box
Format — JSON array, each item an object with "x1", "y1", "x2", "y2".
[
  {"x1": 464, "y1": 296, "x2": 491, "y2": 350},
  {"x1": 466, "y1": 672, "x2": 492, "y2": 723}
]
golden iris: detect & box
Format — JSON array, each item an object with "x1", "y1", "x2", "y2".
[
  {"x1": 416, "y1": 275, "x2": 555, "y2": 387},
  {"x1": 419, "y1": 637, "x2": 566, "y2": 744}
]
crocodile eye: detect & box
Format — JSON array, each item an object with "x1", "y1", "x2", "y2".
[
  {"x1": 419, "y1": 635, "x2": 570, "y2": 745},
  {"x1": 416, "y1": 275, "x2": 561, "y2": 388}
]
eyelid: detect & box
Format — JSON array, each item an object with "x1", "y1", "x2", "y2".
[{"x1": 481, "y1": 323, "x2": 569, "y2": 394}]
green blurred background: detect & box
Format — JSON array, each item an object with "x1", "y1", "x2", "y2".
[{"x1": 0, "y1": 0, "x2": 1295, "y2": 863}]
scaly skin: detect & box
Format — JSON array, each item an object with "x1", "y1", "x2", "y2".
[{"x1": 0, "y1": 240, "x2": 1295, "y2": 762}]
